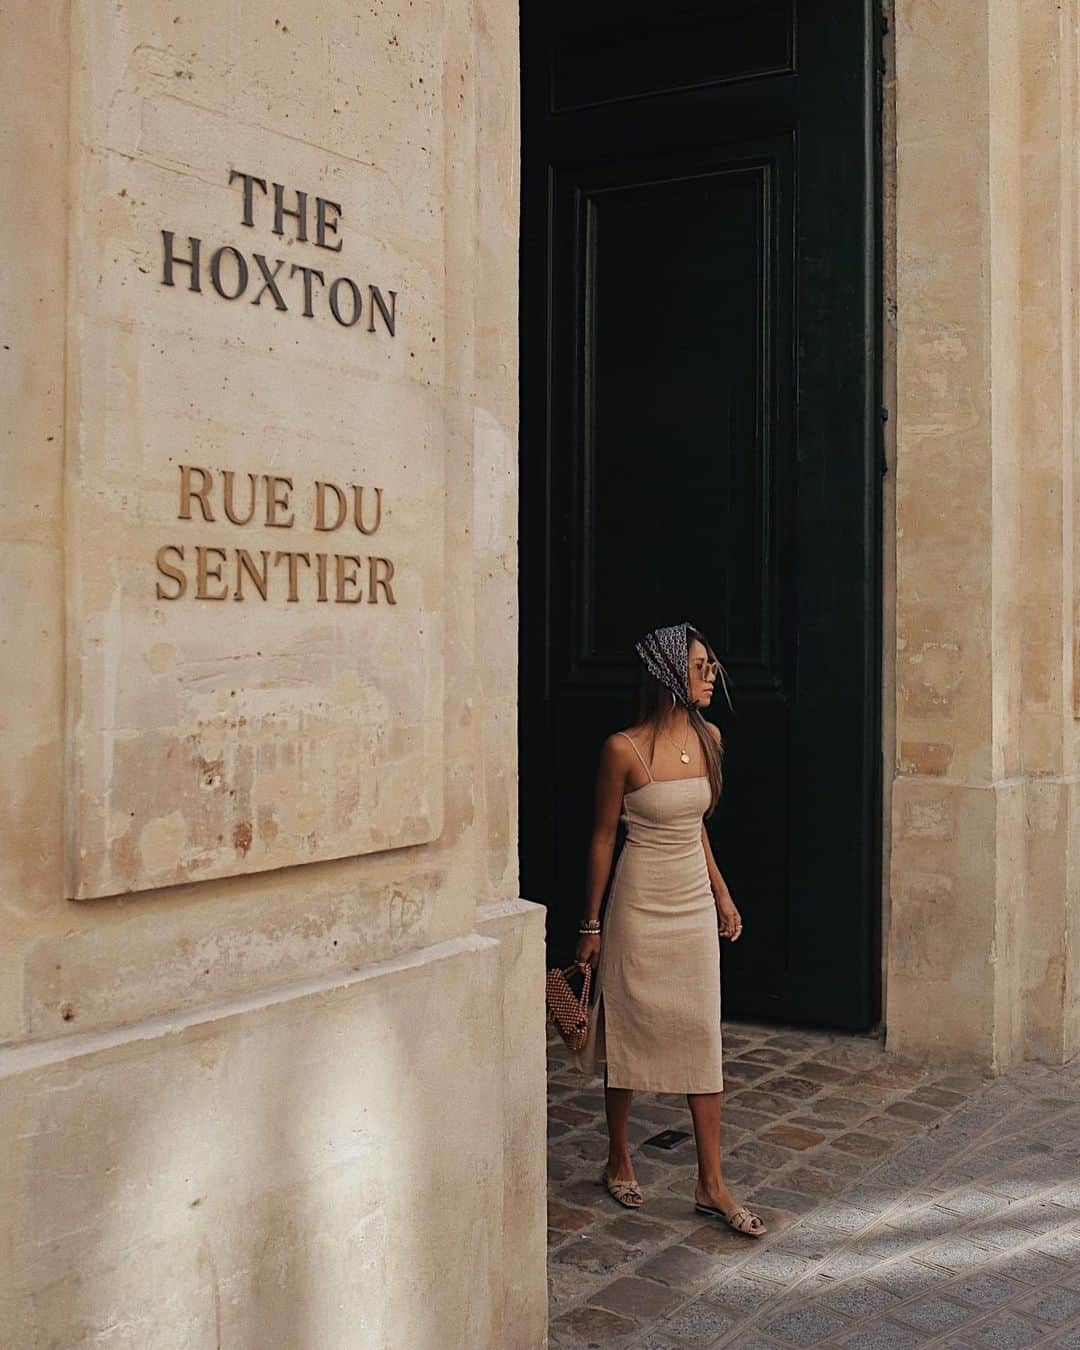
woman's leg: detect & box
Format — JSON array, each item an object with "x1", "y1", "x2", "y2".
[
  {"x1": 604, "y1": 1086, "x2": 637, "y2": 1182},
  {"x1": 686, "y1": 1091, "x2": 740, "y2": 1213}
]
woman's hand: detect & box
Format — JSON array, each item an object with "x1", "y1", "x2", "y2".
[
  {"x1": 575, "y1": 932, "x2": 602, "y2": 969},
  {"x1": 716, "y1": 894, "x2": 743, "y2": 942}
]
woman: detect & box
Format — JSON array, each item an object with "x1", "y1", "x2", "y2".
[{"x1": 574, "y1": 621, "x2": 765, "y2": 1238}]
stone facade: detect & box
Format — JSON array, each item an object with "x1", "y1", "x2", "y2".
[
  {"x1": 0, "y1": 0, "x2": 546, "y2": 1346},
  {"x1": 5, "y1": 0, "x2": 1080, "y2": 1344},
  {"x1": 887, "y1": 0, "x2": 1080, "y2": 1071}
]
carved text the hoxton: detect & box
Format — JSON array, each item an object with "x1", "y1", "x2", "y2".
[{"x1": 160, "y1": 170, "x2": 397, "y2": 333}]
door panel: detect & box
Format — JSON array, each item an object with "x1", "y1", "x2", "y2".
[
  {"x1": 520, "y1": 0, "x2": 881, "y2": 1029},
  {"x1": 549, "y1": 1, "x2": 795, "y2": 114},
  {"x1": 582, "y1": 154, "x2": 787, "y2": 668}
]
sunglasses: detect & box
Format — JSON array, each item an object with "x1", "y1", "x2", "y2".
[{"x1": 692, "y1": 659, "x2": 721, "y2": 680}]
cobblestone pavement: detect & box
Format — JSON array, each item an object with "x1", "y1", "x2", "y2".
[{"x1": 547, "y1": 1022, "x2": 1080, "y2": 1349}]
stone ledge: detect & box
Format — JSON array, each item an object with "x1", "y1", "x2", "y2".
[
  {"x1": 477, "y1": 894, "x2": 548, "y2": 928},
  {"x1": 0, "y1": 931, "x2": 496, "y2": 1077}
]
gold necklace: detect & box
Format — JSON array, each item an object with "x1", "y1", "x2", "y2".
[{"x1": 662, "y1": 718, "x2": 692, "y2": 764}]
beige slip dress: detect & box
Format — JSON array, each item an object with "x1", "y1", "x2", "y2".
[{"x1": 576, "y1": 730, "x2": 725, "y2": 1093}]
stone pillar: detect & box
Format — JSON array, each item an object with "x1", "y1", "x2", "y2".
[
  {"x1": 888, "y1": 0, "x2": 1080, "y2": 1070},
  {"x1": 0, "y1": 0, "x2": 547, "y2": 1345}
]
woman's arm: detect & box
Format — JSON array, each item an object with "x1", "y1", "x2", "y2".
[
  {"x1": 701, "y1": 823, "x2": 731, "y2": 905},
  {"x1": 702, "y1": 823, "x2": 742, "y2": 941},
  {"x1": 575, "y1": 736, "x2": 629, "y2": 966},
  {"x1": 701, "y1": 717, "x2": 743, "y2": 941}
]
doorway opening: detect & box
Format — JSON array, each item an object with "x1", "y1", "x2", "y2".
[{"x1": 519, "y1": 0, "x2": 884, "y2": 1030}]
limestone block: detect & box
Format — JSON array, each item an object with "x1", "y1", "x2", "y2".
[
  {"x1": 0, "y1": 934, "x2": 539, "y2": 1350},
  {"x1": 890, "y1": 0, "x2": 1080, "y2": 1068},
  {"x1": 477, "y1": 898, "x2": 548, "y2": 1349},
  {"x1": 887, "y1": 781, "x2": 998, "y2": 1064},
  {"x1": 63, "y1": 0, "x2": 459, "y2": 898},
  {"x1": 1067, "y1": 779, "x2": 1080, "y2": 1059},
  {"x1": 20, "y1": 863, "x2": 465, "y2": 1040},
  {"x1": 1021, "y1": 778, "x2": 1069, "y2": 1061},
  {"x1": 0, "y1": 0, "x2": 69, "y2": 1037}
]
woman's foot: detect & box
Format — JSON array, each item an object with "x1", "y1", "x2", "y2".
[
  {"x1": 694, "y1": 1180, "x2": 766, "y2": 1236},
  {"x1": 602, "y1": 1154, "x2": 643, "y2": 1207},
  {"x1": 601, "y1": 1170, "x2": 643, "y2": 1208},
  {"x1": 694, "y1": 1178, "x2": 738, "y2": 1213}
]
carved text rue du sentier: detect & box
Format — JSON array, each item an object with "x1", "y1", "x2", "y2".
[{"x1": 155, "y1": 170, "x2": 397, "y2": 605}]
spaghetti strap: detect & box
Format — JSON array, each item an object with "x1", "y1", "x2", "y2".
[{"x1": 616, "y1": 730, "x2": 653, "y2": 782}]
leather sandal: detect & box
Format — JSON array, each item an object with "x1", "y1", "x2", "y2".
[
  {"x1": 694, "y1": 1201, "x2": 766, "y2": 1237},
  {"x1": 600, "y1": 1170, "x2": 644, "y2": 1208}
]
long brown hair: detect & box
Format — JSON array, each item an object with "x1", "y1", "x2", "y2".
[{"x1": 635, "y1": 625, "x2": 731, "y2": 818}]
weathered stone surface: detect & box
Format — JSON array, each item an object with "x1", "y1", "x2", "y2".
[
  {"x1": 886, "y1": 1100, "x2": 946, "y2": 1125},
  {"x1": 831, "y1": 1132, "x2": 897, "y2": 1159},
  {"x1": 550, "y1": 1201, "x2": 596, "y2": 1234},
  {"x1": 552, "y1": 1103, "x2": 598, "y2": 1126},
  {"x1": 550, "y1": 1305, "x2": 640, "y2": 1343},
  {"x1": 813, "y1": 1094, "x2": 876, "y2": 1122},
  {"x1": 723, "y1": 1060, "x2": 774, "y2": 1083},
  {"x1": 0, "y1": 2, "x2": 545, "y2": 1348},
  {"x1": 735, "y1": 1048, "x2": 793, "y2": 1067},
  {"x1": 603, "y1": 1215, "x2": 676, "y2": 1246},
  {"x1": 543, "y1": 1020, "x2": 1080, "y2": 1350},
  {"x1": 682, "y1": 1221, "x2": 761, "y2": 1256},
  {"x1": 551, "y1": 1235, "x2": 643, "y2": 1277},
  {"x1": 888, "y1": 0, "x2": 1080, "y2": 1072},
  {"x1": 763, "y1": 1076, "x2": 821, "y2": 1101},
  {"x1": 736, "y1": 1089, "x2": 803, "y2": 1117},
  {"x1": 634, "y1": 1244, "x2": 716, "y2": 1289},
  {"x1": 62, "y1": 0, "x2": 456, "y2": 899},
  {"x1": 783, "y1": 1166, "x2": 844, "y2": 1197},
  {"x1": 911, "y1": 1085, "x2": 970, "y2": 1109},
  {"x1": 587, "y1": 1277, "x2": 683, "y2": 1321},
  {"x1": 1, "y1": 937, "x2": 530, "y2": 1350},
  {"x1": 759, "y1": 1123, "x2": 827, "y2": 1151},
  {"x1": 790, "y1": 1060, "x2": 854, "y2": 1085}
]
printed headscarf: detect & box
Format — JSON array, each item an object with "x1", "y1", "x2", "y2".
[{"x1": 634, "y1": 622, "x2": 694, "y2": 708}]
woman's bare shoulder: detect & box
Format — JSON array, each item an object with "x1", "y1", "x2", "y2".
[
  {"x1": 601, "y1": 729, "x2": 629, "y2": 757},
  {"x1": 605, "y1": 722, "x2": 649, "y2": 748},
  {"x1": 704, "y1": 720, "x2": 722, "y2": 744},
  {"x1": 600, "y1": 724, "x2": 646, "y2": 760}
]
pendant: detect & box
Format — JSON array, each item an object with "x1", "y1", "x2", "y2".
[{"x1": 680, "y1": 750, "x2": 691, "y2": 764}]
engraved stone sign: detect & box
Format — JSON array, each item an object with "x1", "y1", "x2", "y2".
[{"x1": 65, "y1": 9, "x2": 446, "y2": 897}]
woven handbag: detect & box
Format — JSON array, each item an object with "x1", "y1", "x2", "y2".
[{"x1": 545, "y1": 962, "x2": 592, "y2": 1051}]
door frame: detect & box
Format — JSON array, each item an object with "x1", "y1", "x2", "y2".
[{"x1": 518, "y1": 0, "x2": 886, "y2": 1031}]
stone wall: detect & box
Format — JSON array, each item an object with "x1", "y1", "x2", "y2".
[
  {"x1": 0, "y1": 0, "x2": 546, "y2": 1345},
  {"x1": 888, "y1": 0, "x2": 1080, "y2": 1071}
]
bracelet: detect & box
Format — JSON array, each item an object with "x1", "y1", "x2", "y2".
[{"x1": 578, "y1": 922, "x2": 601, "y2": 935}]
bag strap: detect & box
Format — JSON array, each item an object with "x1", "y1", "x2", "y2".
[{"x1": 561, "y1": 963, "x2": 592, "y2": 1003}]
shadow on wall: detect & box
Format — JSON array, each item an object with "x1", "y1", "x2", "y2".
[{"x1": 11, "y1": 941, "x2": 507, "y2": 1347}]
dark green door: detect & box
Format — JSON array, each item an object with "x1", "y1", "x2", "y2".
[{"x1": 519, "y1": 0, "x2": 882, "y2": 1030}]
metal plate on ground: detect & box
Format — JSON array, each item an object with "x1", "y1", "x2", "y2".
[{"x1": 642, "y1": 1129, "x2": 692, "y2": 1151}]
